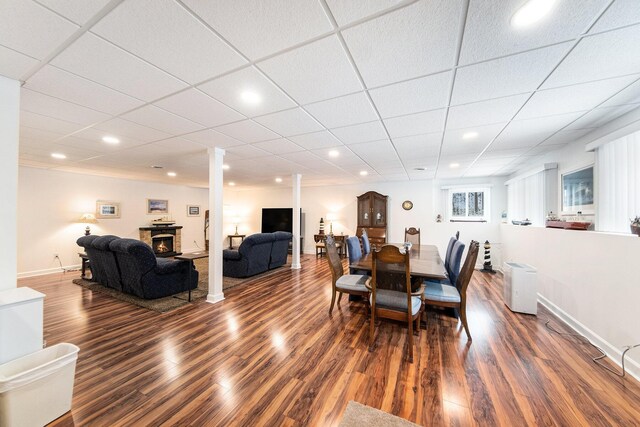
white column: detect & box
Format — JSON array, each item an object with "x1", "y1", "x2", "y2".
[
  {"x1": 291, "y1": 173, "x2": 301, "y2": 269},
  {"x1": 207, "y1": 147, "x2": 225, "y2": 304},
  {"x1": 0, "y1": 76, "x2": 20, "y2": 291}
]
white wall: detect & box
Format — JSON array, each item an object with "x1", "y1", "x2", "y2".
[
  {"x1": 0, "y1": 76, "x2": 20, "y2": 291},
  {"x1": 225, "y1": 177, "x2": 507, "y2": 266},
  {"x1": 18, "y1": 167, "x2": 208, "y2": 277}
]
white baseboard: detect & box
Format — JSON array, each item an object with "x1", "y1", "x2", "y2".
[
  {"x1": 18, "y1": 264, "x2": 81, "y2": 279},
  {"x1": 538, "y1": 293, "x2": 640, "y2": 382},
  {"x1": 206, "y1": 292, "x2": 225, "y2": 304}
]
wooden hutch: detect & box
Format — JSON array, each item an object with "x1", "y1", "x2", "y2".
[{"x1": 356, "y1": 191, "x2": 388, "y2": 247}]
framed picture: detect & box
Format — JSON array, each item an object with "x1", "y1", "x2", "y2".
[
  {"x1": 96, "y1": 201, "x2": 120, "y2": 219},
  {"x1": 147, "y1": 199, "x2": 169, "y2": 214},
  {"x1": 187, "y1": 205, "x2": 201, "y2": 217},
  {"x1": 561, "y1": 165, "x2": 594, "y2": 215}
]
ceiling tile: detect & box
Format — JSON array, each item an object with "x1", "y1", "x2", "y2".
[
  {"x1": 459, "y1": 0, "x2": 609, "y2": 64},
  {"x1": 51, "y1": 33, "x2": 187, "y2": 101},
  {"x1": 153, "y1": 89, "x2": 245, "y2": 128},
  {"x1": 182, "y1": 0, "x2": 332, "y2": 60},
  {"x1": 342, "y1": 0, "x2": 463, "y2": 87},
  {"x1": 25, "y1": 65, "x2": 144, "y2": 115},
  {"x1": 311, "y1": 146, "x2": 364, "y2": 167},
  {"x1": 0, "y1": 45, "x2": 39, "y2": 80},
  {"x1": 258, "y1": 35, "x2": 362, "y2": 104},
  {"x1": 57, "y1": 127, "x2": 147, "y2": 151},
  {"x1": 517, "y1": 74, "x2": 638, "y2": 119},
  {"x1": 540, "y1": 128, "x2": 595, "y2": 146},
  {"x1": 181, "y1": 129, "x2": 245, "y2": 149},
  {"x1": 452, "y1": 43, "x2": 572, "y2": 105},
  {"x1": 215, "y1": 119, "x2": 280, "y2": 143},
  {"x1": 565, "y1": 104, "x2": 640, "y2": 130},
  {"x1": 36, "y1": 0, "x2": 111, "y2": 25},
  {"x1": 393, "y1": 133, "x2": 442, "y2": 161},
  {"x1": 384, "y1": 109, "x2": 446, "y2": 138},
  {"x1": 600, "y1": 78, "x2": 640, "y2": 107},
  {"x1": 491, "y1": 112, "x2": 585, "y2": 150},
  {"x1": 151, "y1": 137, "x2": 207, "y2": 155},
  {"x1": 224, "y1": 144, "x2": 272, "y2": 160},
  {"x1": 446, "y1": 94, "x2": 530, "y2": 130},
  {"x1": 20, "y1": 110, "x2": 85, "y2": 135},
  {"x1": 348, "y1": 139, "x2": 398, "y2": 163},
  {"x1": 325, "y1": 0, "x2": 404, "y2": 26},
  {"x1": 93, "y1": 118, "x2": 171, "y2": 142},
  {"x1": 542, "y1": 25, "x2": 640, "y2": 88},
  {"x1": 0, "y1": 0, "x2": 78, "y2": 59},
  {"x1": 19, "y1": 126, "x2": 64, "y2": 143},
  {"x1": 21, "y1": 88, "x2": 111, "y2": 126},
  {"x1": 254, "y1": 108, "x2": 323, "y2": 136},
  {"x1": 330, "y1": 121, "x2": 387, "y2": 144},
  {"x1": 251, "y1": 138, "x2": 305, "y2": 155},
  {"x1": 304, "y1": 92, "x2": 378, "y2": 128},
  {"x1": 92, "y1": 0, "x2": 246, "y2": 84},
  {"x1": 288, "y1": 130, "x2": 343, "y2": 150},
  {"x1": 198, "y1": 66, "x2": 295, "y2": 117},
  {"x1": 442, "y1": 122, "x2": 507, "y2": 156},
  {"x1": 590, "y1": 0, "x2": 640, "y2": 33},
  {"x1": 369, "y1": 71, "x2": 451, "y2": 118},
  {"x1": 121, "y1": 105, "x2": 205, "y2": 135}
]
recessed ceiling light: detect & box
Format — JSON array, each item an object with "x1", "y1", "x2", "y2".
[
  {"x1": 413, "y1": 167, "x2": 427, "y2": 171},
  {"x1": 359, "y1": 170, "x2": 368, "y2": 176},
  {"x1": 51, "y1": 153, "x2": 66, "y2": 159},
  {"x1": 462, "y1": 132, "x2": 478, "y2": 140},
  {"x1": 101, "y1": 136, "x2": 120, "y2": 144},
  {"x1": 167, "y1": 172, "x2": 177, "y2": 177},
  {"x1": 229, "y1": 182, "x2": 236, "y2": 186},
  {"x1": 275, "y1": 177, "x2": 283, "y2": 183},
  {"x1": 449, "y1": 163, "x2": 460, "y2": 169},
  {"x1": 328, "y1": 150, "x2": 339, "y2": 157},
  {"x1": 511, "y1": 0, "x2": 555, "y2": 28},
  {"x1": 222, "y1": 164, "x2": 230, "y2": 170},
  {"x1": 240, "y1": 90, "x2": 261, "y2": 105}
]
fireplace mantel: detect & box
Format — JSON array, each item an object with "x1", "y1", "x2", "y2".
[{"x1": 139, "y1": 226, "x2": 183, "y2": 257}]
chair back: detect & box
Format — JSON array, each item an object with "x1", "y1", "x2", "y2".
[
  {"x1": 448, "y1": 240, "x2": 466, "y2": 285},
  {"x1": 346, "y1": 236, "x2": 362, "y2": 264},
  {"x1": 361, "y1": 230, "x2": 371, "y2": 254},
  {"x1": 444, "y1": 237, "x2": 456, "y2": 272},
  {"x1": 455, "y1": 240, "x2": 479, "y2": 297},
  {"x1": 325, "y1": 235, "x2": 344, "y2": 284},
  {"x1": 371, "y1": 245, "x2": 411, "y2": 305},
  {"x1": 404, "y1": 227, "x2": 420, "y2": 246}
]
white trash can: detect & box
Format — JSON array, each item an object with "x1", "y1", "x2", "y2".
[{"x1": 0, "y1": 343, "x2": 79, "y2": 427}]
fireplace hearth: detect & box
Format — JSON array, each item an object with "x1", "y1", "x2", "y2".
[{"x1": 139, "y1": 225, "x2": 182, "y2": 257}]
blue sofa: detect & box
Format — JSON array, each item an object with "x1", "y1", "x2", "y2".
[
  {"x1": 76, "y1": 235, "x2": 198, "y2": 299},
  {"x1": 223, "y1": 232, "x2": 292, "y2": 278}
]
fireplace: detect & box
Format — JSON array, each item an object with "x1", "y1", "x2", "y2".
[{"x1": 139, "y1": 225, "x2": 182, "y2": 257}]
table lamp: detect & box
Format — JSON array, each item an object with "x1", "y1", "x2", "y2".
[{"x1": 78, "y1": 213, "x2": 97, "y2": 235}]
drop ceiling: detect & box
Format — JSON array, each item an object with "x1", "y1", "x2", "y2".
[{"x1": 2, "y1": 0, "x2": 640, "y2": 188}]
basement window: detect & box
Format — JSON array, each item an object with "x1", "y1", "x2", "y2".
[{"x1": 448, "y1": 187, "x2": 490, "y2": 222}]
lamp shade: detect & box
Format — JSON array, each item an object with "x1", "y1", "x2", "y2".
[{"x1": 78, "y1": 213, "x2": 97, "y2": 223}]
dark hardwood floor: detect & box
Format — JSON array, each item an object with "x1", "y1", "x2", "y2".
[{"x1": 19, "y1": 255, "x2": 640, "y2": 426}]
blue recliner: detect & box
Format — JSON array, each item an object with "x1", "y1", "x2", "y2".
[
  {"x1": 76, "y1": 235, "x2": 102, "y2": 282},
  {"x1": 223, "y1": 233, "x2": 277, "y2": 278},
  {"x1": 269, "y1": 231, "x2": 292, "y2": 269},
  {"x1": 92, "y1": 235, "x2": 123, "y2": 291},
  {"x1": 109, "y1": 238, "x2": 197, "y2": 299}
]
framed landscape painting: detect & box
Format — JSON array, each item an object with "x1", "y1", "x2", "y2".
[
  {"x1": 96, "y1": 201, "x2": 120, "y2": 219},
  {"x1": 561, "y1": 166, "x2": 594, "y2": 215},
  {"x1": 147, "y1": 199, "x2": 169, "y2": 214},
  {"x1": 187, "y1": 205, "x2": 200, "y2": 216}
]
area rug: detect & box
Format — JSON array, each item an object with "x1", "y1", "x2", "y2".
[
  {"x1": 72, "y1": 258, "x2": 292, "y2": 312},
  {"x1": 338, "y1": 401, "x2": 420, "y2": 427}
]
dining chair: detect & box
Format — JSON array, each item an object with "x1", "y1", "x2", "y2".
[
  {"x1": 361, "y1": 230, "x2": 371, "y2": 254},
  {"x1": 367, "y1": 245, "x2": 423, "y2": 362},
  {"x1": 423, "y1": 240, "x2": 479, "y2": 340},
  {"x1": 326, "y1": 235, "x2": 370, "y2": 314},
  {"x1": 346, "y1": 236, "x2": 368, "y2": 275},
  {"x1": 404, "y1": 227, "x2": 420, "y2": 246}
]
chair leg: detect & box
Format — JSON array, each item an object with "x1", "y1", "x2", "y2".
[
  {"x1": 408, "y1": 315, "x2": 414, "y2": 363},
  {"x1": 329, "y1": 290, "x2": 336, "y2": 314},
  {"x1": 460, "y1": 303, "x2": 471, "y2": 341},
  {"x1": 369, "y1": 308, "x2": 375, "y2": 351},
  {"x1": 337, "y1": 292, "x2": 343, "y2": 306}
]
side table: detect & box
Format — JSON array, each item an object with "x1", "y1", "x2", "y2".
[
  {"x1": 78, "y1": 253, "x2": 90, "y2": 279},
  {"x1": 174, "y1": 251, "x2": 209, "y2": 302},
  {"x1": 228, "y1": 234, "x2": 246, "y2": 249}
]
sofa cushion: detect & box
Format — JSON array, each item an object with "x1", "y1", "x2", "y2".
[
  {"x1": 336, "y1": 274, "x2": 369, "y2": 292},
  {"x1": 423, "y1": 281, "x2": 461, "y2": 303},
  {"x1": 370, "y1": 289, "x2": 421, "y2": 316},
  {"x1": 223, "y1": 249, "x2": 242, "y2": 260},
  {"x1": 155, "y1": 258, "x2": 187, "y2": 275}
]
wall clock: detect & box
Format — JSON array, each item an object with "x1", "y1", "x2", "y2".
[{"x1": 402, "y1": 200, "x2": 413, "y2": 210}]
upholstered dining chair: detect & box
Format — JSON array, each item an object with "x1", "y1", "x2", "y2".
[
  {"x1": 346, "y1": 236, "x2": 368, "y2": 275},
  {"x1": 360, "y1": 230, "x2": 371, "y2": 254},
  {"x1": 404, "y1": 227, "x2": 420, "y2": 246},
  {"x1": 367, "y1": 245, "x2": 423, "y2": 363},
  {"x1": 423, "y1": 240, "x2": 479, "y2": 340},
  {"x1": 326, "y1": 235, "x2": 370, "y2": 314}
]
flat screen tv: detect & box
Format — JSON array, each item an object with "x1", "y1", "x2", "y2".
[{"x1": 261, "y1": 208, "x2": 301, "y2": 233}]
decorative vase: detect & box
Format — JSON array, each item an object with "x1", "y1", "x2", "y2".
[{"x1": 631, "y1": 224, "x2": 640, "y2": 236}]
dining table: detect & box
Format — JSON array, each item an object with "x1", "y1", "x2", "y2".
[{"x1": 350, "y1": 244, "x2": 447, "y2": 291}]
